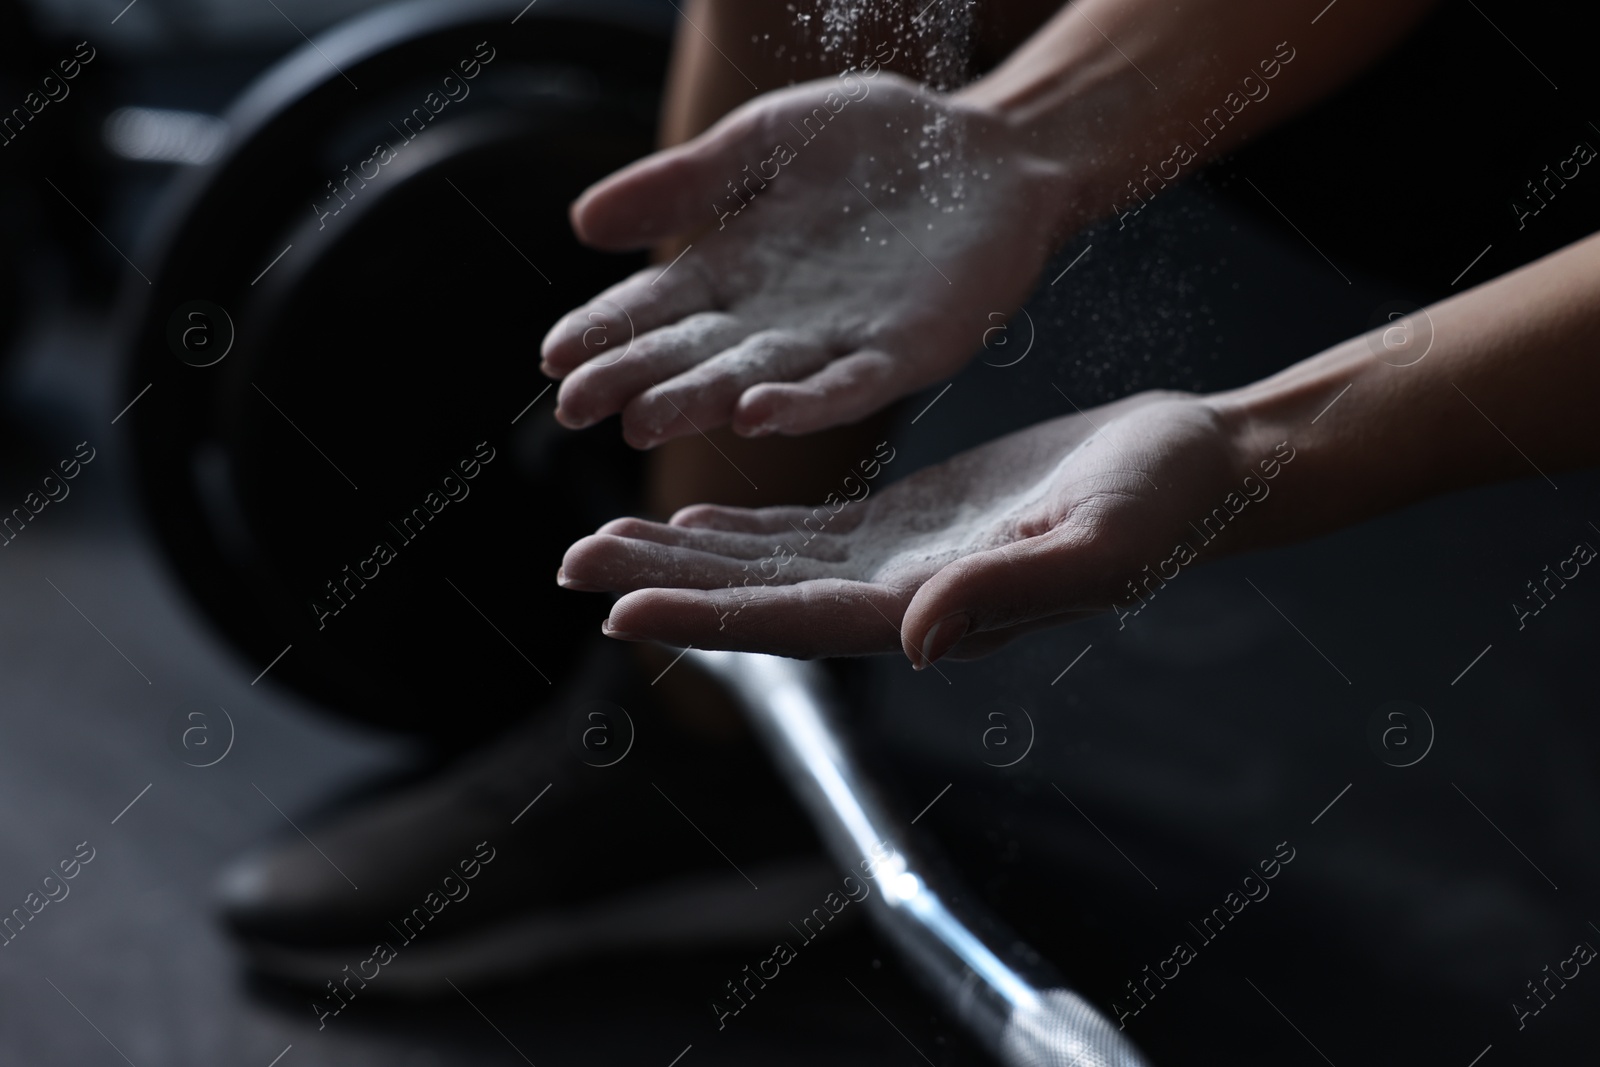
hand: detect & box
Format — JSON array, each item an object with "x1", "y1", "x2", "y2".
[
  {"x1": 540, "y1": 71, "x2": 1069, "y2": 448},
  {"x1": 558, "y1": 393, "x2": 1266, "y2": 664}
]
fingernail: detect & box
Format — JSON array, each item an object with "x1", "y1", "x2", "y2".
[
  {"x1": 601, "y1": 618, "x2": 642, "y2": 641},
  {"x1": 556, "y1": 567, "x2": 601, "y2": 592},
  {"x1": 919, "y1": 614, "x2": 969, "y2": 668},
  {"x1": 623, "y1": 428, "x2": 661, "y2": 451},
  {"x1": 556, "y1": 407, "x2": 594, "y2": 430}
]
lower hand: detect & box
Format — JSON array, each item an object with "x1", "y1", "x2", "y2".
[{"x1": 559, "y1": 392, "x2": 1276, "y2": 665}]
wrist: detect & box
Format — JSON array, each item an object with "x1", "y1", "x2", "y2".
[
  {"x1": 943, "y1": 85, "x2": 1099, "y2": 244},
  {"x1": 1207, "y1": 364, "x2": 1339, "y2": 478},
  {"x1": 1205, "y1": 332, "x2": 1447, "y2": 549},
  {"x1": 948, "y1": 22, "x2": 1180, "y2": 241},
  {"x1": 1204, "y1": 343, "x2": 1352, "y2": 550}
]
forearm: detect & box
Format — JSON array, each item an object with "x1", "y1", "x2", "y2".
[
  {"x1": 1210, "y1": 229, "x2": 1600, "y2": 549},
  {"x1": 953, "y1": 0, "x2": 1441, "y2": 235}
]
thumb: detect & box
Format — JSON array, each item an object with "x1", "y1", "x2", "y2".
[
  {"x1": 900, "y1": 530, "x2": 1111, "y2": 668},
  {"x1": 571, "y1": 106, "x2": 771, "y2": 251}
]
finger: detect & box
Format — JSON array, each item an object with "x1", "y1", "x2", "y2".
[
  {"x1": 623, "y1": 331, "x2": 834, "y2": 447},
  {"x1": 561, "y1": 532, "x2": 840, "y2": 594},
  {"x1": 571, "y1": 103, "x2": 774, "y2": 251},
  {"x1": 555, "y1": 312, "x2": 749, "y2": 431},
  {"x1": 733, "y1": 349, "x2": 906, "y2": 436},
  {"x1": 670, "y1": 502, "x2": 872, "y2": 537},
  {"x1": 603, "y1": 580, "x2": 908, "y2": 658},
  {"x1": 900, "y1": 527, "x2": 1106, "y2": 669},
  {"x1": 540, "y1": 264, "x2": 718, "y2": 378},
  {"x1": 594, "y1": 516, "x2": 847, "y2": 563}
]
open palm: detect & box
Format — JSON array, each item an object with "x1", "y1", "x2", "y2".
[
  {"x1": 560, "y1": 394, "x2": 1258, "y2": 664},
  {"x1": 541, "y1": 73, "x2": 1065, "y2": 448}
]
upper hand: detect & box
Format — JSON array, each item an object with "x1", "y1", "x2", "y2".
[{"x1": 540, "y1": 72, "x2": 1067, "y2": 447}]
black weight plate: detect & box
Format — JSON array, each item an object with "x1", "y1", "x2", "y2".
[{"x1": 122, "y1": 0, "x2": 670, "y2": 737}]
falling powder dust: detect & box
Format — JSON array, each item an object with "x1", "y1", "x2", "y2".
[
  {"x1": 803, "y1": 0, "x2": 982, "y2": 222},
  {"x1": 811, "y1": 0, "x2": 974, "y2": 91}
]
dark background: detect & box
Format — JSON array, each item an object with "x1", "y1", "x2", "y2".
[{"x1": 1, "y1": 0, "x2": 1597, "y2": 1063}]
